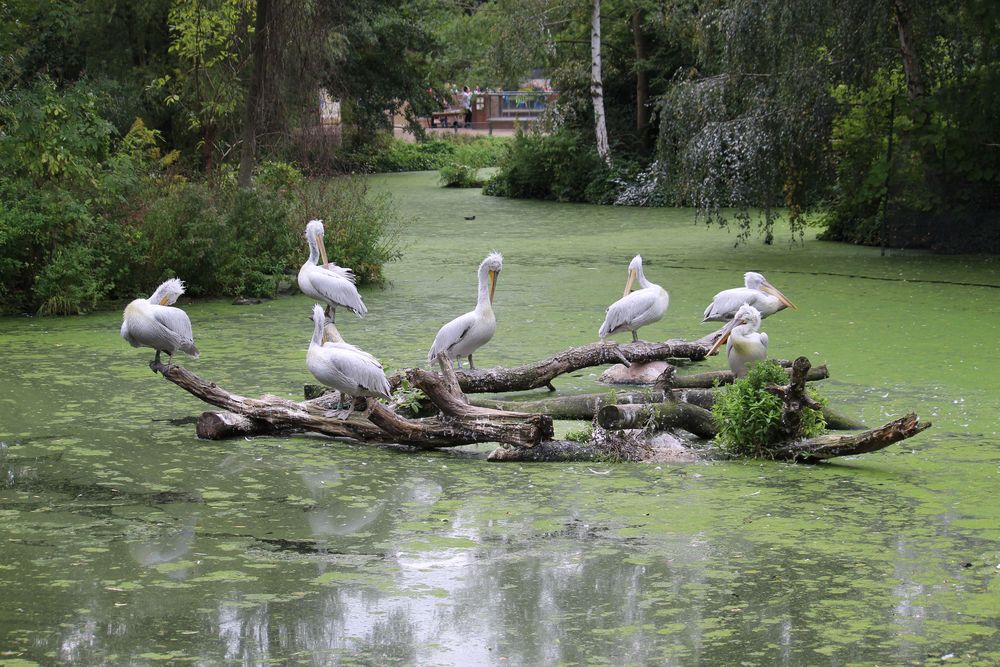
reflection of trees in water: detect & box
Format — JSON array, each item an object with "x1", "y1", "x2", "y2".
[{"x1": 33, "y1": 452, "x2": 993, "y2": 665}]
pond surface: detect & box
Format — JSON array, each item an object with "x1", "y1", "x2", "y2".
[{"x1": 1, "y1": 171, "x2": 998, "y2": 665}]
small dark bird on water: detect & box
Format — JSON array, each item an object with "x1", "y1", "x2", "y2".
[{"x1": 464, "y1": 215, "x2": 476, "y2": 220}]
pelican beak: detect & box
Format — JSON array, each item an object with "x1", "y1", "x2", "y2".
[
  {"x1": 707, "y1": 318, "x2": 739, "y2": 356},
  {"x1": 622, "y1": 269, "x2": 637, "y2": 298},
  {"x1": 159, "y1": 296, "x2": 170, "y2": 305},
  {"x1": 762, "y1": 282, "x2": 797, "y2": 310},
  {"x1": 488, "y1": 270, "x2": 498, "y2": 304},
  {"x1": 316, "y1": 231, "x2": 330, "y2": 269}
]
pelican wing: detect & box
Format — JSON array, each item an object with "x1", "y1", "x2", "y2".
[
  {"x1": 599, "y1": 288, "x2": 662, "y2": 338},
  {"x1": 123, "y1": 308, "x2": 185, "y2": 354},
  {"x1": 428, "y1": 311, "x2": 476, "y2": 362},
  {"x1": 300, "y1": 264, "x2": 367, "y2": 317},
  {"x1": 149, "y1": 304, "x2": 199, "y2": 357},
  {"x1": 704, "y1": 288, "x2": 758, "y2": 322},
  {"x1": 312, "y1": 344, "x2": 390, "y2": 398}
]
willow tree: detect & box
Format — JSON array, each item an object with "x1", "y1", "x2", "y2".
[{"x1": 656, "y1": 0, "x2": 1000, "y2": 248}]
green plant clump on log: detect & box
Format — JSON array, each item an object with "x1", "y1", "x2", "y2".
[{"x1": 712, "y1": 360, "x2": 826, "y2": 457}]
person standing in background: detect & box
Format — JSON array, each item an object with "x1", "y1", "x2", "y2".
[{"x1": 461, "y1": 86, "x2": 472, "y2": 127}]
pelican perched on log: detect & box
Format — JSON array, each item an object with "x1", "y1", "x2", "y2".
[
  {"x1": 298, "y1": 219, "x2": 367, "y2": 322},
  {"x1": 703, "y1": 271, "x2": 796, "y2": 322},
  {"x1": 598, "y1": 255, "x2": 669, "y2": 343},
  {"x1": 307, "y1": 304, "x2": 390, "y2": 418},
  {"x1": 428, "y1": 251, "x2": 502, "y2": 369},
  {"x1": 707, "y1": 303, "x2": 768, "y2": 377},
  {"x1": 121, "y1": 278, "x2": 199, "y2": 365}
]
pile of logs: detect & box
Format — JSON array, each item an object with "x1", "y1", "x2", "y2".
[{"x1": 150, "y1": 332, "x2": 930, "y2": 463}]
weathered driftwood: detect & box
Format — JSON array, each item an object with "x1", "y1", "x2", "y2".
[
  {"x1": 150, "y1": 360, "x2": 550, "y2": 448},
  {"x1": 150, "y1": 339, "x2": 926, "y2": 463},
  {"x1": 417, "y1": 338, "x2": 715, "y2": 394},
  {"x1": 768, "y1": 413, "x2": 930, "y2": 462},
  {"x1": 485, "y1": 413, "x2": 929, "y2": 463},
  {"x1": 596, "y1": 401, "x2": 717, "y2": 439},
  {"x1": 766, "y1": 356, "x2": 826, "y2": 440}
]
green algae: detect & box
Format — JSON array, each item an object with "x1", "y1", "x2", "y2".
[{"x1": 0, "y1": 171, "x2": 997, "y2": 665}]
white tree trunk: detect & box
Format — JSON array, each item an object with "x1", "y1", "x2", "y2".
[{"x1": 590, "y1": 0, "x2": 611, "y2": 165}]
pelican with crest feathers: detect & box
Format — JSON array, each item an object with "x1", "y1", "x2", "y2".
[
  {"x1": 120, "y1": 278, "x2": 199, "y2": 365},
  {"x1": 307, "y1": 304, "x2": 390, "y2": 418},
  {"x1": 703, "y1": 271, "x2": 796, "y2": 323},
  {"x1": 428, "y1": 251, "x2": 502, "y2": 369},
  {"x1": 707, "y1": 303, "x2": 768, "y2": 378},
  {"x1": 298, "y1": 219, "x2": 367, "y2": 322},
  {"x1": 598, "y1": 255, "x2": 669, "y2": 343}
]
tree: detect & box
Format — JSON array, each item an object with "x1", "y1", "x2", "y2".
[{"x1": 590, "y1": 0, "x2": 610, "y2": 164}]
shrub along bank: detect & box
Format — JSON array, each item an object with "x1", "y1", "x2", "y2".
[{"x1": 0, "y1": 79, "x2": 402, "y2": 315}]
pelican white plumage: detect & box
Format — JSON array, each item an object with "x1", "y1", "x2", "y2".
[
  {"x1": 707, "y1": 303, "x2": 768, "y2": 377},
  {"x1": 120, "y1": 278, "x2": 199, "y2": 365},
  {"x1": 428, "y1": 251, "x2": 502, "y2": 369},
  {"x1": 298, "y1": 219, "x2": 367, "y2": 322},
  {"x1": 306, "y1": 304, "x2": 390, "y2": 417},
  {"x1": 598, "y1": 255, "x2": 669, "y2": 342},
  {"x1": 703, "y1": 271, "x2": 796, "y2": 322}
]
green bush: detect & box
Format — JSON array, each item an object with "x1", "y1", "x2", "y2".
[
  {"x1": 439, "y1": 163, "x2": 485, "y2": 188},
  {"x1": 486, "y1": 129, "x2": 613, "y2": 203},
  {"x1": 0, "y1": 80, "x2": 404, "y2": 313},
  {"x1": 343, "y1": 134, "x2": 508, "y2": 173},
  {"x1": 712, "y1": 361, "x2": 826, "y2": 457}
]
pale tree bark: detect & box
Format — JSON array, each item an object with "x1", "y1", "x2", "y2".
[{"x1": 591, "y1": 0, "x2": 611, "y2": 165}]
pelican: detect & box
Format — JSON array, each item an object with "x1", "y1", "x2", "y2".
[
  {"x1": 428, "y1": 251, "x2": 502, "y2": 369},
  {"x1": 307, "y1": 304, "x2": 390, "y2": 418},
  {"x1": 598, "y1": 254, "x2": 669, "y2": 342},
  {"x1": 120, "y1": 278, "x2": 199, "y2": 365},
  {"x1": 707, "y1": 303, "x2": 768, "y2": 377},
  {"x1": 703, "y1": 271, "x2": 796, "y2": 322},
  {"x1": 298, "y1": 219, "x2": 367, "y2": 323}
]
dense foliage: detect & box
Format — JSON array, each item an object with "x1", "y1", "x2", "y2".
[
  {"x1": 345, "y1": 135, "x2": 508, "y2": 174},
  {"x1": 712, "y1": 361, "x2": 826, "y2": 457},
  {"x1": 457, "y1": 0, "x2": 999, "y2": 251},
  {"x1": 0, "y1": 79, "x2": 401, "y2": 315}
]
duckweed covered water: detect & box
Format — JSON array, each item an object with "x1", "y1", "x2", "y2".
[{"x1": 1, "y1": 171, "x2": 998, "y2": 665}]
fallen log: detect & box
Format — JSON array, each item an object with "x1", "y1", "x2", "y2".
[
  {"x1": 596, "y1": 401, "x2": 717, "y2": 439},
  {"x1": 150, "y1": 360, "x2": 550, "y2": 448},
  {"x1": 421, "y1": 338, "x2": 715, "y2": 394},
  {"x1": 768, "y1": 413, "x2": 931, "y2": 462}
]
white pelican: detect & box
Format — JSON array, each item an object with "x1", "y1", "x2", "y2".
[
  {"x1": 707, "y1": 303, "x2": 768, "y2": 377},
  {"x1": 298, "y1": 219, "x2": 367, "y2": 322},
  {"x1": 703, "y1": 271, "x2": 796, "y2": 322},
  {"x1": 120, "y1": 278, "x2": 199, "y2": 365},
  {"x1": 598, "y1": 255, "x2": 669, "y2": 342},
  {"x1": 428, "y1": 251, "x2": 502, "y2": 369},
  {"x1": 306, "y1": 304, "x2": 390, "y2": 417}
]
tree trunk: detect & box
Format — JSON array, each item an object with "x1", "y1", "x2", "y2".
[
  {"x1": 597, "y1": 401, "x2": 717, "y2": 439},
  {"x1": 421, "y1": 337, "x2": 717, "y2": 395},
  {"x1": 768, "y1": 413, "x2": 930, "y2": 462},
  {"x1": 891, "y1": 0, "x2": 925, "y2": 99},
  {"x1": 631, "y1": 8, "x2": 651, "y2": 152},
  {"x1": 237, "y1": 0, "x2": 270, "y2": 189},
  {"x1": 468, "y1": 387, "x2": 865, "y2": 430},
  {"x1": 591, "y1": 0, "x2": 611, "y2": 165},
  {"x1": 765, "y1": 356, "x2": 824, "y2": 440},
  {"x1": 150, "y1": 360, "x2": 550, "y2": 448}
]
